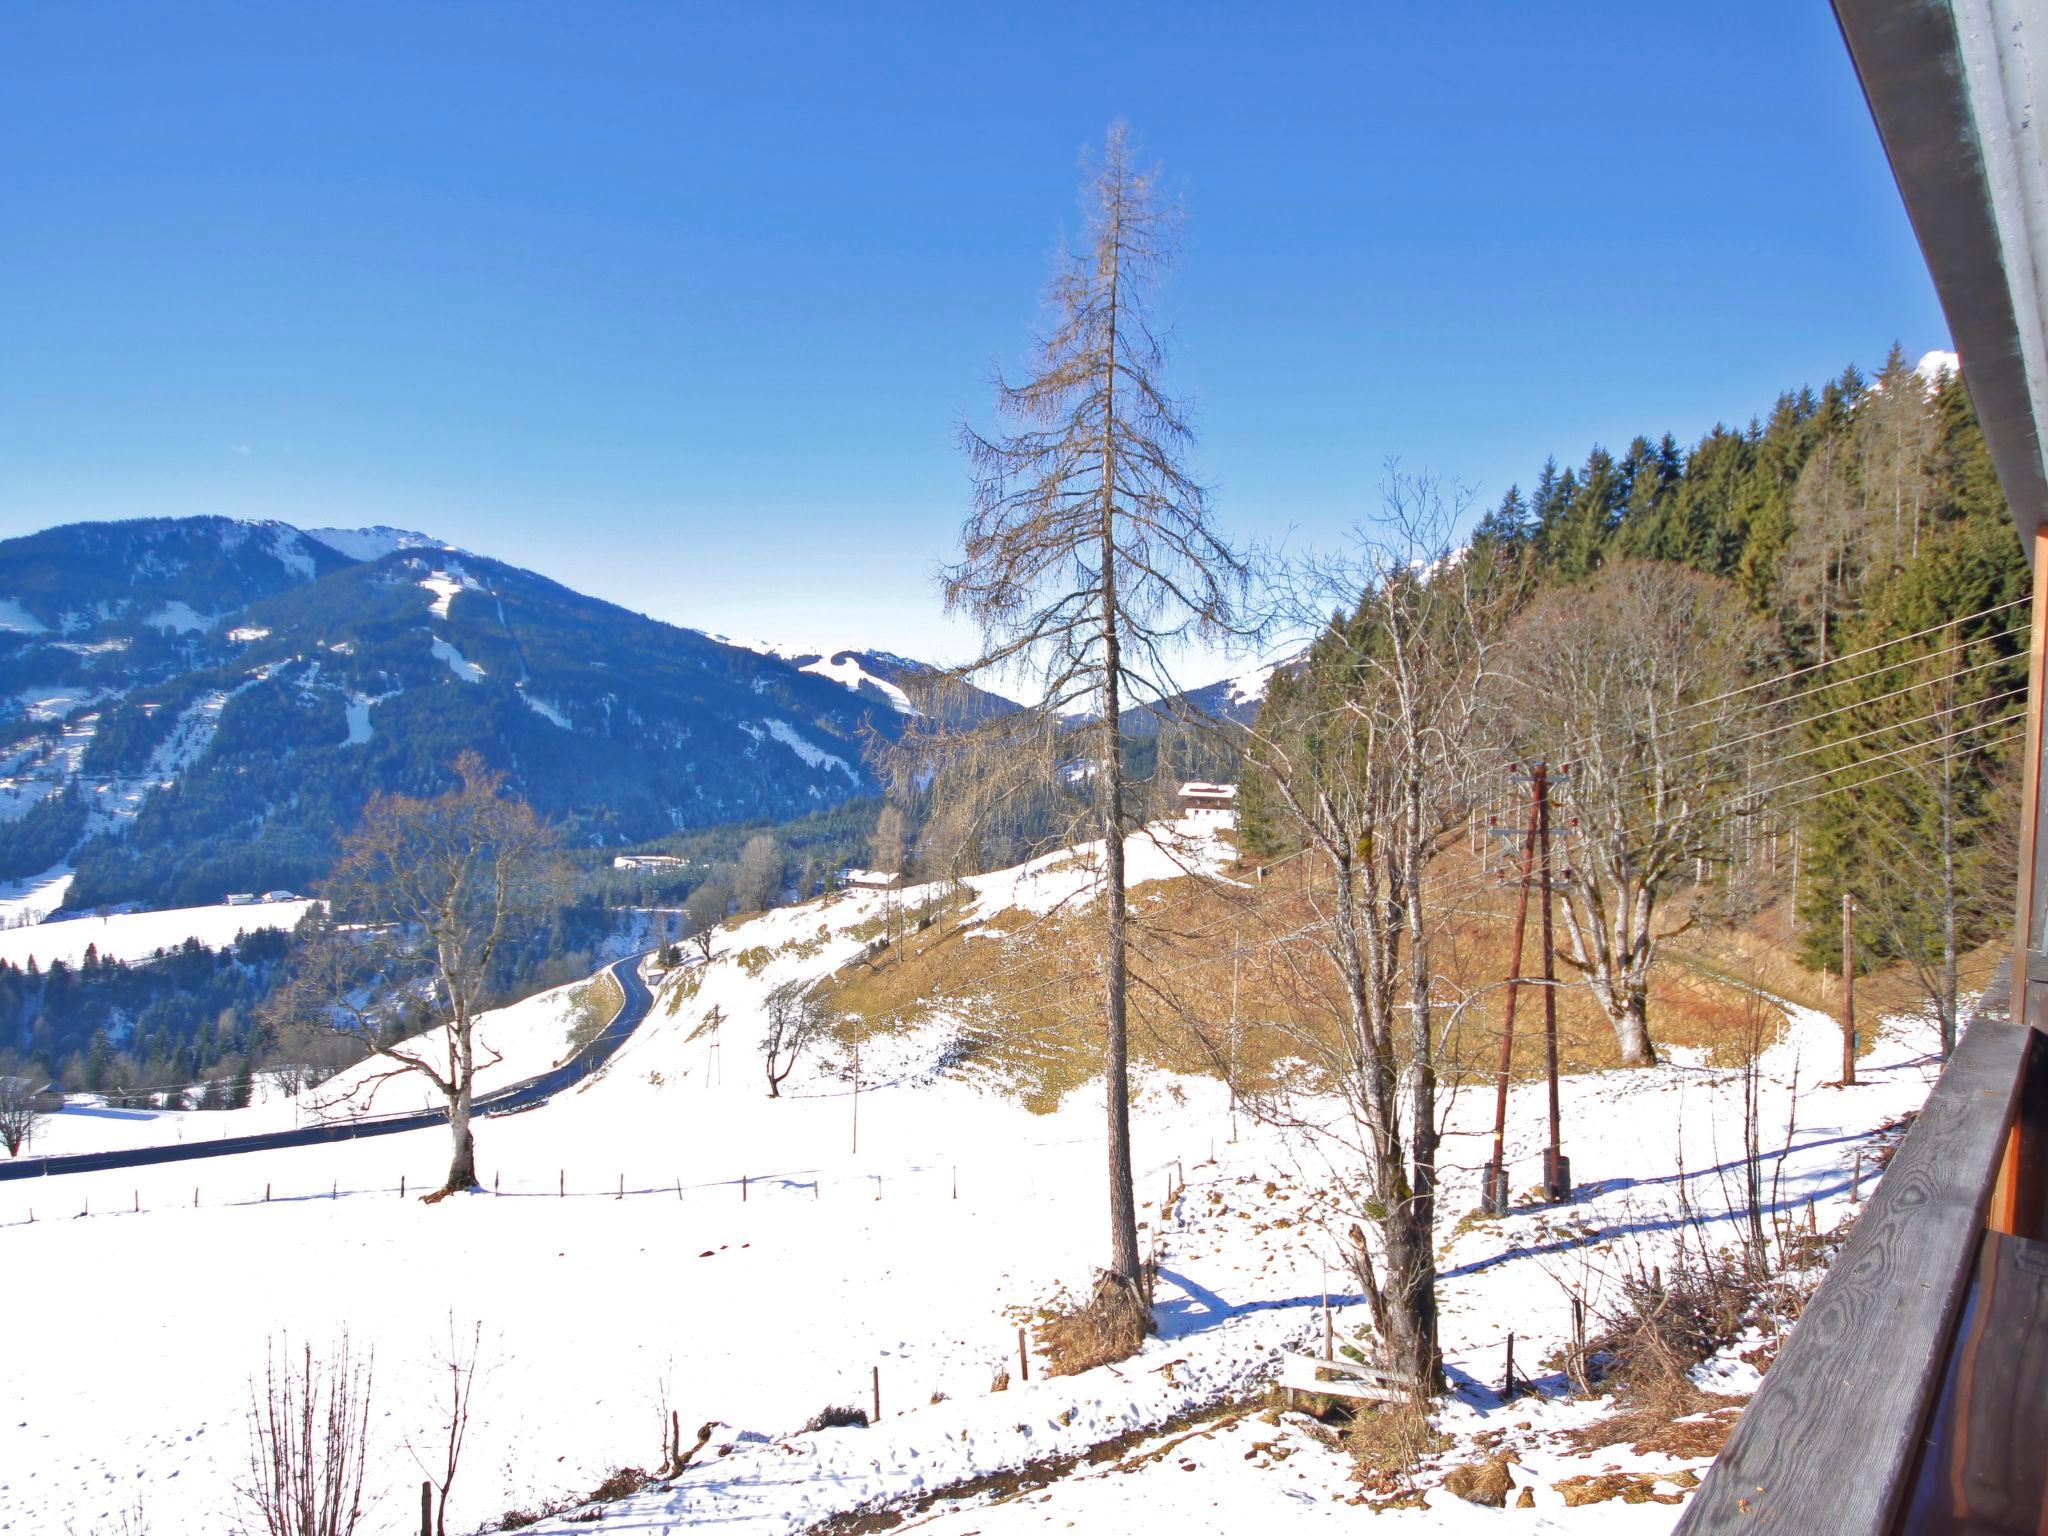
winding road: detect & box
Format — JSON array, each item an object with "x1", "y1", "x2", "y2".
[{"x1": 0, "y1": 950, "x2": 656, "y2": 1182}]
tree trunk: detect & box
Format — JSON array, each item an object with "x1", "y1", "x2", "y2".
[
  {"x1": 1613, "y1": 989, "x2": 1656, "y2": 1067},
  {"x1": 1376, "y1": 1211, "x2": 1438, "y2": 1392},
  {"x1": 1097, "y1": 182, "x2": 1141, "y2": 1296},
  {"x1": 436, "y1": 1079, "x2": 479, "y2": 1197}
]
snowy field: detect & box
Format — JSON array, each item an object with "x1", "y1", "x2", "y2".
[
  {"x1": 0, "y1": 864, "x2": 73, "y2": 929},
  {"x1": 0, "y1": 896, "x2": 316, "y2": 971},
  {"x1": 0, "y1": 820, "x2": 1950, "y2": 1535}
]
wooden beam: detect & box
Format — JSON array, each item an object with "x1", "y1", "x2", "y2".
[
  {"x1": 1673, "y1": 974, "x2": 2033, "y2": 1535},
  {"x1": 2019, "y1": 528, "x2": 2048, "y2": 987}
]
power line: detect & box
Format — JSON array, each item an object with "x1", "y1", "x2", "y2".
[{"x1": 1663, "y1": 595, "x2": 2029, "y2": 718}]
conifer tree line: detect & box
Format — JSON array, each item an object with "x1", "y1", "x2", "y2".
[{"x1": 1242, "y1": 345, "x2": 2028, "y2": 1057}]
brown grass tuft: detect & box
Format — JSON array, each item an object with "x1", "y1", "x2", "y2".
[
  {"x1": 1441, "y1": 1455, "x2": 1514, "y2": 1507},
  {"x1": 1344, "y1": 1401, "x2": 1449, "y2": 1494},
  {"x1": 1035, "y1": 1272, "x2": 1152, "y2": 1377}
]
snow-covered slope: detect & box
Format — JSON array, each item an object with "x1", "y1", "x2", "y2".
[
  {"x1": 0, "y1": 819, "x2": 1955, "y2": 1536},
  {"x1": 303, "y1": 525, "x2": 448, "y2": 561},
  {"x1": 0, "y1": 896, "x2": 315, "y2": 970}
]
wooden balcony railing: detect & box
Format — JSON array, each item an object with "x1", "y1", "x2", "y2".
[{"x1": 1674, "y1": 963, "x2": 2048, "y2": 1534}]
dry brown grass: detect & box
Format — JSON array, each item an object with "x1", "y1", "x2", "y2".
[
  {"x1": 1344, "y1": 1401, "x2": 1450, "y2": 1495},
  {"x1": 1034, "y1": 1272, "x2": 1152, "y2": 1377},
  {"x1": 1441, "y1": 1454, "x2": 1515, "y2": 1506},
  {"x1": 818, "y1": 842, "x2": 1844, "y2": 1112}
]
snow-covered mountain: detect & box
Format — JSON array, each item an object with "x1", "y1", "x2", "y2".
[
  {"x1": 302, "y1": 524, "x2": 448, "y2": 562},
  {"x1": 0, "y1": 518, "x2": 948, "y2": 912},
  {"x1": 725, "y1": 639, "x2": 1020, "y2": 725}
]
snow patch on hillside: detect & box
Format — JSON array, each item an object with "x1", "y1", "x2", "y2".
[
  {"x1": 797, "y1": 651, "x2": 916, "y2": 713},
  {"x1": 305, "y1": 525, "x2": 445, "y2": 562},
  {"x1": 431, "y1": 637, "x2": 485, "y2": 682},
  {"x1": 142, "y1": 601, "x2": 214, "y2": 634},
  {"x1": 522, "y1": 692, "x2": 572, "y2": 729},
  {"x1": 763, "y1": 718, "x2": 856, "y2": 779},
  {"x1": 0, "y1": 599, "x2": 48, "y2": 634},
  {"x1": 0, "y1": 865, "x2": 73, "y2": 929},
  {"x1": 269, "y1": 523, "x2": 317, "y2": 582},
  {"x1": 420, "y1": 568, "x2": 485, "y2": 619},
  {"x1": 343, "y1": 694, "x2": 377, "y2": 745}
]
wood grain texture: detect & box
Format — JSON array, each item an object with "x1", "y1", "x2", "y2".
[{"x1": 1673, "y1": 971, "x2": 2031, "y2": 1535}]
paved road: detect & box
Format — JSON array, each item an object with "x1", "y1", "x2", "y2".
[{"x1": 0, "y1": 951, "x2": 657, "y2": 1183}]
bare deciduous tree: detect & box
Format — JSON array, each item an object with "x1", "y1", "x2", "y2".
[
  {"x1": 1233, "y1": 477, "x2": 1506, "y2": 1392},
  {"x1": 240, "y1": 1334, "x2": 373, "y2": 1536},
  {"x1": 269, "y1": 752, "x2": 559, "y2": 1198},
  {"x1": 734, "y1": 834, "x2": 786, "y2": 913},
  {"x1": 1502, "y1": 562, "x2": 1775, "y2": 1065},
  {"x1": 412, "y1": 1316, "x2": 485, "y2": 1536},
  {"x1": 684, "y1": 878, "x2": 728, "y2": 962},
  {"x1": 0, "y1": 1052, "x2": 45, "y2": 1156},
  {"x1": 761, "y1": 979, "x2": 828, "y2": 1098},
  {"x1": 908, "y1": 122, "x2": 1252, "y2": 1300}
]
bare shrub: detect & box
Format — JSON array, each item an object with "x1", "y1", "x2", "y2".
[
  {"x1": 240, "y1": 1334, "x2": 373, "y2": 1536},
  {"x1": 0, "y1": 1054, "x2": 45, "y2": 1156},
  {"x1": 63, "y1": 1498, "x2": 150, "y2": 1535},
  {"x1": 1576, "y1": 1249, "x2": 1753, "y2": 1447},
  {"x1": 585, "y1": 1468, "x2": 646, "y2": 1502},
  {"x1": 413, "y1": 1317, "x2": 486, "y2": 1536},
  {"x1": 803, "y1": 1404, "x2": 869, "y2": 1432},
  {"x1": 1035, "y1": 1271, "x2": 1151, "y2": 1377}
]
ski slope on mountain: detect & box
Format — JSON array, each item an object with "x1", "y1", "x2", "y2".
[{"x1": 0, "y1": 818, "x2": 1954, "y2": 1535}]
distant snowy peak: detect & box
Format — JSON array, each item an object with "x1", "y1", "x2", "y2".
[
  {"x1": 715, "y1": 638, "x2": 925, "y2": 714},
  {"x1": 1165, "y1": 649, "x2": 1307, "y2": 729},
  {"x1": 1916, "y1": 348, "x2": 1961, "y2": 387},
  {"x1": 789, "y1": 650, "x2": 918, "y2": 714},
  {"x1": 304, "y1": 525, "x2": 448, "y2": 562}
]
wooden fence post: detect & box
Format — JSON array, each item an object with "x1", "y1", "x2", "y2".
[
  {"x1": 871, "y1": 1364, "x2": 880, "y2": 1423},
  {"x1": 400, "y1": 1175, "x2": 406, "y2": 1200},
  {"x1": 1018, "y1": 1326, "x2": 1029, "y2": 1382},
  {"x1": 421, "y1": 1478, "x2": 432, "y2": 1536}
]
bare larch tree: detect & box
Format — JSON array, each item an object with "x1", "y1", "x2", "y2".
[{"x1": 926, "y1": 122, "x2": 1250, "y2": 1299}]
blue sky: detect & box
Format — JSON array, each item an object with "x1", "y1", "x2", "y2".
[{"x1": 0, "y1": 3, "x2": 1946, "y2": 680}]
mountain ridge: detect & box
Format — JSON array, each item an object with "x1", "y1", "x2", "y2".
[{"x1": 0, "y1": 518, "x2": 979, "y2": 910}]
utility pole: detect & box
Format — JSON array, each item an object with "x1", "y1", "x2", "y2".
[
  {"x1": 1227, "y1": 947, "x2": 1241, "y2": 1145},
  {"x1": 1842, "y1": 893, "x2": 1857, "y2": 1086},
  {"x1": 851, "y1": 1037, "x2": 861, "y2": 1154},
  {"x1": 1537, "y1": 763, "x2": 1570, "y2": 1202},
  {"x1": 1485, "y1": 766, "x2": 1541, "y2": 1217}
]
